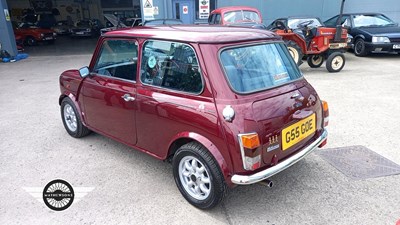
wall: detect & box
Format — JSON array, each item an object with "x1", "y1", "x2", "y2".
[
  {"x1": 345, "y1": 0, "x2": 400, "y2": 23},
  {"x1": 52, "y1": 0, "x2": 83, "y2": 21},
  {"x1": 215, "y1": 0, "x2": 400, "y2": 25},
  {"x1": 216, "y1": 0, "x2": 342, "y2": 25},
  {"x1": 140, "y1": 0, "x2": 171, "y2": 20},
  {"x1": 6, "y1": 0, "x2": 31, "y2": 21},
  {"x1": 6, "y1": 0, "x2": 30, "y2": 9}
]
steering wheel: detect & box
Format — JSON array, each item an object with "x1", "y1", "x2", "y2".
[{"x1": 297, "y1": 20, "x2": 314, "y2": 29}]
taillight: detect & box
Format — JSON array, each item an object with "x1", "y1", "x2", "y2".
[
  {"x1": 322, "y1": 100, "x2": 329, "y2": 127},
  {"x1": 238, "y1": 133, "x2": 262, "y2": 171}
]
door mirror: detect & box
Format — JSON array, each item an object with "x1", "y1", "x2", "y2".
[{"x1": 79, "y1": 66, "x2": 90, "y2": 78}]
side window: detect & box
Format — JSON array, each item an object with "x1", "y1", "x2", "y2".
[
  {"x1": 140, "y1": 40, "x2": 203, "y2": 94},
  {"x1": 324, "y1": 16, "x2": 339, "y2": 27},
  {"x1": 93, "y1": 39, "x2": 138, "y2": 81},
  {"x1": 341, "y1": 16, "x2": 351, "y2": 27},
  {"x1": 215, "y1": 14, "x2": 221, "y2": 24}
]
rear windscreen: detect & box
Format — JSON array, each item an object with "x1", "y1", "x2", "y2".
[{"x1": 219, "y1": 43, "x2": 302, "y2": 94}]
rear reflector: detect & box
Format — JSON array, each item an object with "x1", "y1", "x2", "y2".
[
  {"x1": 324, "y1": 117, "x2": 329, "y2": 127},
  {"x1": 319, "y1": 139, "x2": 327, "y2": 148},
  {"x1": 245, "y1": 155, "x2": 261, "y2": 170}
]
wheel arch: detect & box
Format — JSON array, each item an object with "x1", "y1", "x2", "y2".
[
  {"x1": 354, "y1": 34, "x2": 366, "y2": 42},
  {"x1": 167, "y1": 132, "x2": 232, "y2": 185},
  {"x1": 281, "y1": 34, "x2": 307, "y2": 53},
  {"x1": 59, "y1": 93, "x2": 88, "y2": 126}
]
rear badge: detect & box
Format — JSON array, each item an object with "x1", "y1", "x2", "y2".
[{"x1": 266, "y1": 135, "x2": 280, "y2": 152}]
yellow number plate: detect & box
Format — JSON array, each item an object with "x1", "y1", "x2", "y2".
[{"x1": 282, "y1": 113, "x2": 316, "y2": 151}]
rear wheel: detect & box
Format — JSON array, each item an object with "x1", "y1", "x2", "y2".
[
  {"x1": 172, "y1": 142, "x2": 227, "y2": 209},
  {"x1": 307, "y1": 55, "x2": 324, "y2": 68},
  {"x1": 285, "y1": 40, "x2": 303, "y2": 66},
  {"x1": 354, "y1": 38, "x2": 368, "y2": 57},
  {"x1": 326, "y1": 52, "x2": 345, "y2": 73}
]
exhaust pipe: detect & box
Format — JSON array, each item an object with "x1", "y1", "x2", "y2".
[{"x1": 259, "y1": 179, "x2": 274, "y2": 188}]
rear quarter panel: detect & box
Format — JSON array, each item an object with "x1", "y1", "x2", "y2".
[{"x1": 199, "y1": 41, "x2": 324, "y2": 176}]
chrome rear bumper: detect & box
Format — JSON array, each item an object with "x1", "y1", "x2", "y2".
[{"x1": 231, "y1": 129, "x2": 328, "y2": 185}]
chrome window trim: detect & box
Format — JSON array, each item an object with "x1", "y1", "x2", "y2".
[
  {"x1": 139, "y1": 39, "x2": 205, "y2": 96},
  {"x1": 92, "y1": 38, "x2": 139, "y2": 83},
  {"x1": 218, "y1": 41, "x2": 303, "y2": 95}
]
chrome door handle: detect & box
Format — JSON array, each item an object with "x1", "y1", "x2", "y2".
[{"x1": 121, "y1": 94, "x2": 135, "y2": 102}]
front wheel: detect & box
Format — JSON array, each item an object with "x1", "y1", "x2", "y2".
[
  {"x1": 326, "y1": 52, "x2": 345, "y2": 73},
  {"x1": 354, "y1": 38, "x2": 368, "y2": 57},
  {"x1": 307, "y1": 55, "x2": 324, "y2": 68},
  {"x1": 172, "y1": 142, "x2": 227, "y2": 209},
  {"x1": 61, "y1": 97, "x2": 91, "y2": 138},
  {"x1": 25, "y1": 37, "x2": 36, "y2": 46}
]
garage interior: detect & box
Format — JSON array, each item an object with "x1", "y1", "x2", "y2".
[
  {"x1": 0, "y1": 0, "x2": 143, "y2": 57},
  {"x1": 7, "y1": 0, "x2": 141, "y2": 25}
]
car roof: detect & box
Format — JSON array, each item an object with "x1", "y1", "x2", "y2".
[
  {"x1": 335, "y1": 12, "x2": 386, "y2": 16},
  {"x1": 288, "y1": 16, "x2": 321, "y2": 20},
  {"x1": 274, "y1": 16, "x2": 322, "y2": 21},
  {"x1": 126, "y1": 18, "x2": 142, "y2": 21},
  {"x1": 211, "y1": 6, "x2": 260, "y2": 14},
  {"x1": 105, "y1": 25, "x2": 279, "y2": 43},
  {"x1": 143, "y1": 19, "x2": 183, "y2": 25}
]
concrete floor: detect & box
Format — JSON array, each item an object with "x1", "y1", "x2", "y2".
[
  {"x1": 0, "y1": 39, "x2": 400, "y2": 225},
  {"x1": 22, "y1": 36, "x2": 98, "y2": 57}
]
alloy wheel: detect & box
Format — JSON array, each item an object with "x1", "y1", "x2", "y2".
[
  {"x1": 178, "y1": 156, "x2": 211, "y2": 200},
  {"x1": 63, "y1": 104, "x2": 77, "y2": 132}
]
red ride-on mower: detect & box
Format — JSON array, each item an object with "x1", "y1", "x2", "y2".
[
  {"x1": 269, "y1": 1, "x2": 349, "y2": 72},
  {"x1": 270, "y1": 18, "x2": 348, "y2": 72}
]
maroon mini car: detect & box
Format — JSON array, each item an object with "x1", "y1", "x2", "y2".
[{"x1": 59, "y1": 26, "x2": 329, "y2": 209}]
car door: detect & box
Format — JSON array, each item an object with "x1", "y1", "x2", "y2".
[
  {"x1": 135, "y1": 40, "x2": 212, "y2": 158},
  {"x1": 80, "y1": 38, "x2": 139, "y2": 145}
]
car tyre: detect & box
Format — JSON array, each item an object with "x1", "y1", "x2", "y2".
[
  {"x1": 354, "y1": 38, "x2": 368, "y2": 57},
  {"x1": 172, "y1": 142, "x2": 227, "y2": 209},
  {"x1": 61, "y1": 97, "x2": 91, "y2": 138},
  {"x1": 25, "y1": 36, "x2": 36, "y2": 46},
  {"x1": 326, "y1": 52, "x2": 345, "y2": 73},
  {"x1": 285, "y1": 40, "x2": 303, "y2": 66},
  {"x1": 307, "y1": 55, "x2": 324, "y2": 68}
]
